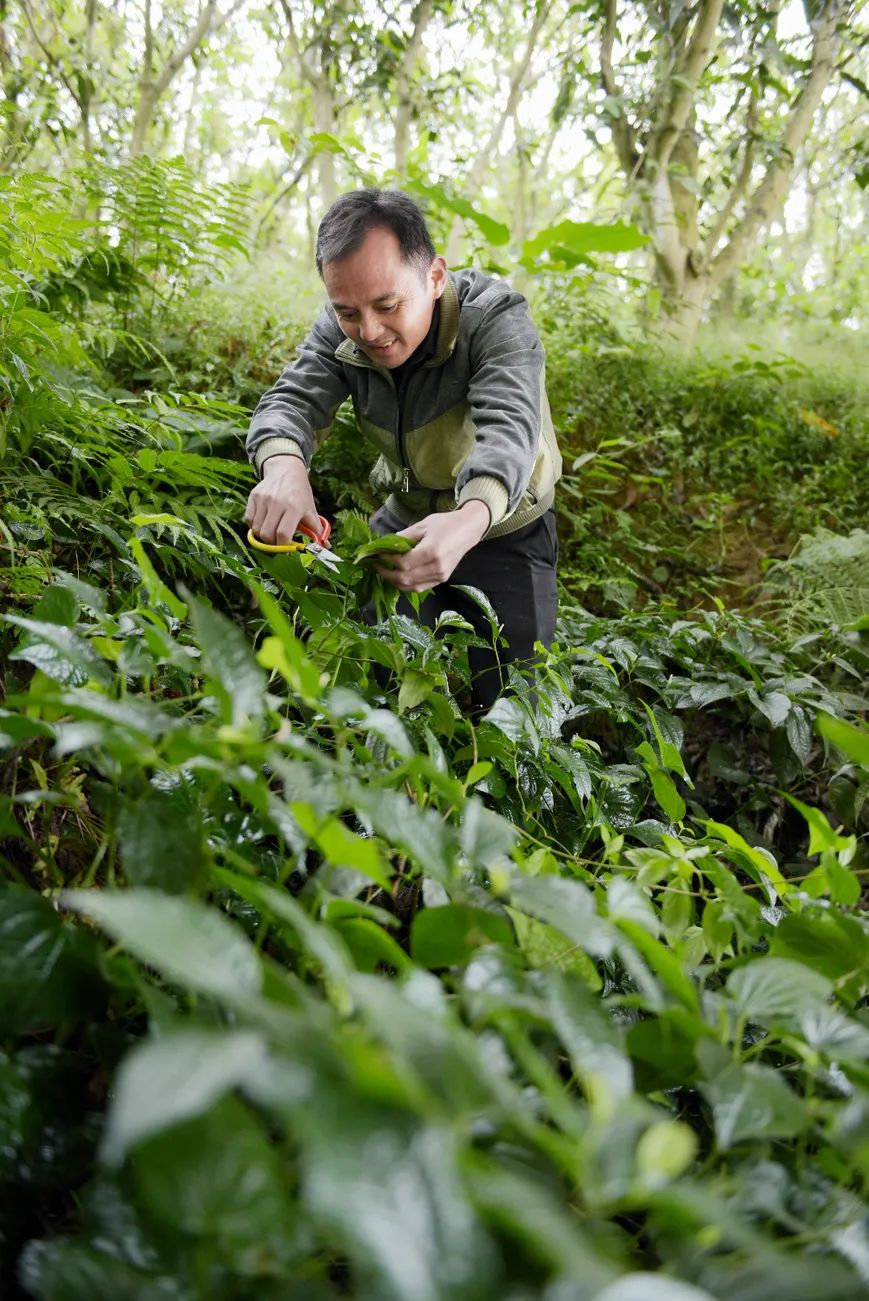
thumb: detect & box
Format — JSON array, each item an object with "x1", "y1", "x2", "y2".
[{"x1": 397, "y1": 520, "x2": 427, "y2": 541}]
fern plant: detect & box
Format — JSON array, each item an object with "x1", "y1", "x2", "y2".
[{"x1": 762, "y1": 528, "x2": 869, "y2": 632}]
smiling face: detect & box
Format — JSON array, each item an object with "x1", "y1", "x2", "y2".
[{"x1": 323, "y1": 224, "x2": 447, "y2": 368}]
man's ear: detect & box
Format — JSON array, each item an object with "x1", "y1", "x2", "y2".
[{"x1": 431, "y1": 254, "x2": 448, "y2": 297}]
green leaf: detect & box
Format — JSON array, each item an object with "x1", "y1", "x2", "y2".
[
  {"x1": 115, "y1": 791, "x2": 206, "y2": 893},
  {"x1": 134, "y1": 1096, "x2": 294, "y2": 1258},
  {"x1": 595, "y1": 1276, "x2": 717, "y2": 1300},
  {"x1": 817, "y1": 712, "x2": 869, "y2": 768},
  {"x1": 784, "y1": 794, "x2": 852, "y2": 855},
  {"x1": 704, "y1": 820, "x2": 791, "y2": 898},
  {"x1": 727, "y1": 957, "x2": 832, "y2": 1027},
  {"x1": 544, "y1": 971, "x2": 633, "y2": 1099},
  {"x1": 506, "y1": 906, "x2": 602, "y2": 989},
  {"x1": 353, "y1": 533, "x2": 416, "y2": 561},
  {"x1": 410, "y1": 178, "x2": 510, "y2": 245},
  {"x1": 0, "y1": 884, "x2": 102, "y2": 1035},
  {"x1": 700, "y1": 1061, "x2": 808, "y2": 1149},
  {"x1": 188, "y1": 593, "x2": 266, "y2": 727},
  {"x1": 102, "y1": 1029, "x2": 273, "y2": 1165},
  {"x1": 617, "y1": 919, "x2": 700, "y2": 1013},
  {"x1": 770, "y1": 910, "x2": 868, "y2": 985},
  {"x1": 511, "y1": 876, "x2": 614, "y2": 958},
  {"x1": 522, "y1": 219, "x2": 648, "y2": 260},
  {"x1": 410, "y1": 905, "x2": 513, "y2": 968},
  {"x1": 5, "y1": 615, "x2": 112, "y2": 687},
  {"x1": 649, "y1": 768, "x2": 686, "y2": 822},
  {"x1": 128, "y1": 537, "x2": 187, "y2": 620},
  {"x1": 786, "y1": 704, "x2": 812, "y2": 763},
  {"x1": 748, "y1": 689, "x2": 792, "y2": 727},
  {"x1": 62, "y1": 888, "x2": 262, "y2": 1005}
]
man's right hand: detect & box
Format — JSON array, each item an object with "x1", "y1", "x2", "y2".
[{"x1": 244, "y1": 455, "x2": 321, "y2": 545}]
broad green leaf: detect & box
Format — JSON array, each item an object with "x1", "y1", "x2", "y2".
[
  {"x1": 291, "y1": 804, "x2": 391, "y2": 890},
  {"x1": 134, "y1": 1096, "x2": 294, "y2": 1258},
  {"x1": 115, "y1": 793, "x2": 206, "y2": 893},
  {"x1": 353, "y1": 533, "x2": 416, "y2": 561},
  {"x1": 704, "y1": 820, "x2": 790, "y2": 897},
  {"x1": 0, "y1": 884, "x2": 103, "y2": 1035},
  {"x1": 334, "y1": 918, "x2": 413, "y2": 973},
  {"x1": 700, "y1": 1061, "x2": 808, "y2": 1149},
  {"x1": 544, "y1": 971, "x2": 633, "y2": 1100},
  {"x1": 300, "y1": 1104, "x2": 491, "y2": 1300},
  {"x1": 461, "y1": 797, "x2": 518, "y2": 867},
  {"x1": 102, "y1": 1029, "x2": 273, "y2": 1164},
  {"x1": 748, "y1": 689, "x2": 792, "y2": 727},
  {"x1": 188, "y1": 593, "x2": 266, "y2": 727},
  {"x1": 595, "y1": 1276, "x2": 716, "y2": 1301},
  {"x1": 467, "y1": 1159, "x2": 617, "y2": 1288},
  {"x1": 770, "y1": 910, "x2": 868, "y2": 986},
  {"x1": 506, "y1": 907, "x2": 602, "y2": 989},
  {"x1": 786, "y1": 704, "x2": 812, "y2": 763},
  {"x1": 17, "y1": 1240, "x2": 189, "y2": 1301},
  {"x1": 617, "y1": 919, "x2": 700, "y2": 1013},
  {"x1": 522, "y1": 219, "x2": 648, "y2": 260},
  {"x1": 410, "y1": 178, "x2": 510, "y2": 245},
  {"x1": 398, "y1": 667, "x2": 435, "y2": 713},
  {"x1": 63, "y1": 888, "x2": 262, "y2": 1005},
  {"x1": 5, "y1": 615, "x2": 112, "y2": 687},
  {"x1": 727, "y1": 957, "x2": 832, "y2": 1027},
  {"x1": 649, "y1": 768, "x2": 686, "y2": 823},
  {"x1": 410, "y1": 905, "x2": 513, "y2": 968},
  {"x1": 818, "y1": 712, "x2": 869, "y2": 767},
  {"x1": 784, "y1": 793, "x2": 853, "y2": 855},
  {"x1": 128, "y1": 537, "x2": 187, "y2": 620},
  {"x1": 511, "y1": 876, "x2": 614, "y2": 958}
]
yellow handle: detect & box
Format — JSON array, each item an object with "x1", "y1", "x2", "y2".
[{"x1": 246, "y1": 528, "x2": 307, "y2": 554}]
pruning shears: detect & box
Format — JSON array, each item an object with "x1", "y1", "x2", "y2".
[{"x1": 246, "y1": 514, "x2": 343, "y2": 571}]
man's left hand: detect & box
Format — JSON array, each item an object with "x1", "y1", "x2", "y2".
[{"x1": 375, "y1": 501, "x2": 490, "y2": 593}]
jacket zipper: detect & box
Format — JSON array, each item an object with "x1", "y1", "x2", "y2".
[{"x1": 347, "y1": 346, "x2": 417, "y2": 492}]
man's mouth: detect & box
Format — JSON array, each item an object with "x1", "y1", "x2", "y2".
[{"x1": 367, "y1": 340, "x2": 396, "y2": 352}]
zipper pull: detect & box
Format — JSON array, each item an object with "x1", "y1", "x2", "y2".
[{"x1": 403, "y1": 467, "x2": 410, "y2": 493}]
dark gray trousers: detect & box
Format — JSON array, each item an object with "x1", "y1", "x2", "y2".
[{"x1": 371, "y1": 506, "x2": 559, "y2": 715}]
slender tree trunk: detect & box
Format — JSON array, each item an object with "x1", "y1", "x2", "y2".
[
  {"x1": 129, "y1": 0, "x2": 246, "y2": 158},
  {"x1": 394, "y1": 0, "x2": 435, "y2": 174}
]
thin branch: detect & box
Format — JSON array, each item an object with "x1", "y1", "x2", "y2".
[
  {"x1": 394, "y1": 0, "x2": 436, "y2": 172},
  {"x1": 600, "y1": 0, "x2": 640, "y2": 173},
  {"x1": 710, "y1": 0, "x2": 847, "y2": 287},
  {"x1": 255, "y1": 153, "x2": 314, "y2": 241},
  {"x1": 703, "y1": 89, "x2": 759, "y2": 257}
]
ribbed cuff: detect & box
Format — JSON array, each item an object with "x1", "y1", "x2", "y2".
[
  {"x1": 253, "y1": 437, "x2": 306, "y2": 477},
  {"x1": 457, "y1": 475, "x2": 509, "y2": 529}
]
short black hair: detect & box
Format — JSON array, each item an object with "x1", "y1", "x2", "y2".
[{"x1": 315, "y1": 189, "x2": 436, "y2": 278}]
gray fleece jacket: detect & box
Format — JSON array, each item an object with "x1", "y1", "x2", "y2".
[{"x1": 245, "y1": 268, "x2": 561, "y2": 539}]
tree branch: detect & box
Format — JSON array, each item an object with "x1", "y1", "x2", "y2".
[
  {"x1": 710, "y1": 0, "x2": 847, "y2": 286},
  {"x1": 703, "y1": 89, "x2": 758, "y2": 257},
  {"x1": 394, "y1": 0, "x2": 435, "y2": 172},
  {"x1": 654, "y1": 0, "x2": 725, "y2": 171},
  {"x1": 600, "y1": 0, "x2": 640, "y2": 174}
]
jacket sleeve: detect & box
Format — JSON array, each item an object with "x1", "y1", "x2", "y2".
[
  {"x1": 245, "y1": 310, "x2": 351, "y2": 476},
  {"x1": 454, "y1": 289, "x2": 546, "y2": 528}
]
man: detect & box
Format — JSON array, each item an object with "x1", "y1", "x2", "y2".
[{"x1": 244, "y1": 188, "x2": 561, "y2": 712}]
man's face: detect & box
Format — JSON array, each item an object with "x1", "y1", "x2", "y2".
[{"x1": 323, "y1": 224, "x2": 446, "y2": 369}]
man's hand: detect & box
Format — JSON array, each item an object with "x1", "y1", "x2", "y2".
[
  {"x1": 376, "y1": 500, "x2": 491, "y2": 593},
  {"x1": 244, "y1": 455, "x2": 321, "y2": 544}
]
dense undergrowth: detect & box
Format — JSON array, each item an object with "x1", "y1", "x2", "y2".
[{"x1": 1, "y1": 162, "x2": 868, "y2": 1300}]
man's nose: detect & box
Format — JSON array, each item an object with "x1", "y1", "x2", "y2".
[{"x1": 357, "y1": 312, "x2": 380, "y2": 342}]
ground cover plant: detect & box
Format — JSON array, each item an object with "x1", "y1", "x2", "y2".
[{"x1": 2, "y1": 166, "x2": 869, "y2": 1300}]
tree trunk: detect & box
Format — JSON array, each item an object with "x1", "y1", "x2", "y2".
[{"x1": 394, "y1": 0, "x2": 435, "y2": 174}]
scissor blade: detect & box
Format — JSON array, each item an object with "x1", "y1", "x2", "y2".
[{"x1": 306, "y1": 542, "x2": 344, "y2": 571}]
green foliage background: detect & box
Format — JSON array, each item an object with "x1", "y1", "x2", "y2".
[{"x1": 1, "y1": 161, "x2": 868, "y2": 1301}]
